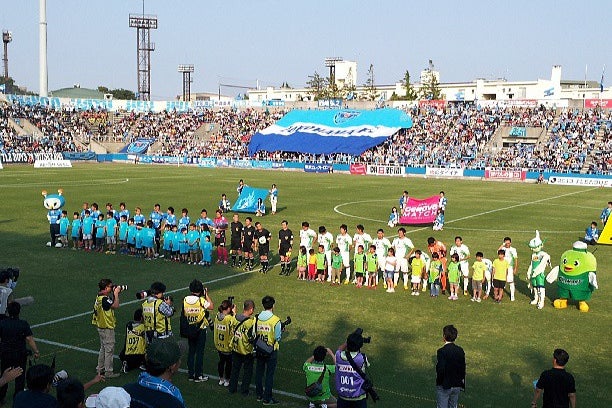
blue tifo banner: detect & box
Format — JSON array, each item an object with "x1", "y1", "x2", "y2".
[
  {"x1": 304, "y1": 163, "x2": 333, "y2": 173},
  {"x1": 248, "y1": 108, "x2": 412, "y2": 156},
  {"x1": 509, "y1": 127, "x2": 527, "y2": 137},
  {"x1": 231, "y1": 187, "x2": 268, "y2": 214},
  {"x1": 120, "y1": 138, "x2": 156, "y2": 154},
  {"x1": 63, "y1": 151, "x2": 96, "y2": 160}
]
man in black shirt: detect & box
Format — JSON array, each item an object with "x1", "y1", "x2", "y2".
[
  {"x1": 242, "y1": 217, "x2": 256, "y2": 271},
  {"x1": 230, "y1": 214, "x2": 244, "y2": 268},
  {"x1": 532, "y1": 349, "x2": 576, "y2": 408},
  {"x1": 0, "y1": 301, "x2": 40, "y2": 401},
  {"x1": 277, "y1": 220, "x2": 293, "y2": 276},
  {"x1": 254, "y1": 222, "x2": 271, "y2": 273}
]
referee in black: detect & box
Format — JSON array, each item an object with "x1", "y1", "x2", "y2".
[
  {"x1": 278, "y1": 221, "x2": 293, "y2": 276},
  {"x1": 230, "y1": 214, "x2": 244, "y2": 268},
  {"x1": 253, "y1": 222, "x2": 271, "y2": 273}
]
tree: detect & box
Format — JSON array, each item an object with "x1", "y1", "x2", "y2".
[
  {"x1": 402, "y1": 70, "x2": 419, "y2": 100},
  {"x1": 362, "y1": 64, "x2": 378, "y2": 101},
  {"x1": 419, "y1": 73, "x2": 442, "y2": 100},
  {"x1": 97, "y1": 86, "x2": 136, "y2": 100},
  {"x1": 306, "y1": 71, "x2": 329, "y2": 101}
]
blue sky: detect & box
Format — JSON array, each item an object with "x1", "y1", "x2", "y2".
[{"x1": 2, "y1": 0, "x2": 610, "y2": 100}]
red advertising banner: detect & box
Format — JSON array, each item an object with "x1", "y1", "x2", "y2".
[
  {"x1": 484, "y1": 168, "x2": 527, "y2": 181},
  {"x1": 585, "y1": 99, "x2": 612, "y2": 109},
  {"x1": 418, "y1": 99, "x2": 447, "y2": 109},
  {"x1": 399, "y1": 196, "x2": 439, "y2": 225},
  {"x1": 350, "y1": 163, "x2": 367, "y2": 175}
]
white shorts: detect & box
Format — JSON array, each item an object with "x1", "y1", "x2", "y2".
[
  {"x1": 395, "y1": 257, "x2": 408, "y2": 273},
  {"x1": 377, "y1": 255, "x2": 387, "y2": 271},
  {"x1": 340, "y1": 252, "x2": 350, "y2": 268},
  {"x1": 106, "y1": 236, "x2": 116, "y2": 244},
  {"x1": 460, "y1": 262, "x2": 470, "y2": 277},
  {"x1": 506, "y1": 266, "x2": 515, "y2": 283},
  {"x1": 83, "y1": 233, "x2": 92, "y2": 240},
  {"x1": 411, "y1": 275, "x2": 421, "y2": 284}
]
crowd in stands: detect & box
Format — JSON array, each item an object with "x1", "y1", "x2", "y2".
[{"x1": 1, "y1": 98, "x2": 610, "y2": 174}]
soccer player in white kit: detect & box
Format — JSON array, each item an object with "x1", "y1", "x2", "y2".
[
  {"x1": 352, "y1": 225, "x2": 372, "y2": 283},
  {"x1": 372, "y1": 229, "x2": 391, "y2": 288},
  {"x1": 499, "y1": 237, "x2": 519, "y2": 301},
  {"x1": 391, "y1": 228, "x2": 415, "y2": 288},
  {"x1": 318, "y1": 226, "x2": 335, "y2": 282},
  {"x1": 450, "y1": 236, "x2": 471, "y2": 295},
  {"x1": 336, "y1": 224, "x2": 353, "y2": 284},
  {"x1": 299, "y1": 221, "x2": 317, "y2": 254}
]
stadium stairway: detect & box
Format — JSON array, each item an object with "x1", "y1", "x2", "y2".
[
  {"x1": 193, "y1": 122, "x2": 218, "y2": 144},
  {"x1": 15, "y1": 118, "x2": 43, "y2": 138},
  {"x1": 580, "y1": 125, "x2": 607, "y2": 173},
  {"x1": 7, "y1": 117, "x2": 29, "y2": 136}
]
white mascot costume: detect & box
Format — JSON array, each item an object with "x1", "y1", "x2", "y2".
[{"x1": 526, "y1": 230, "x2": 550, "y2": 309}]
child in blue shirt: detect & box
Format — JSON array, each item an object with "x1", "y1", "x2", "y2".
[
  {"x1": 127, "y1": 218, "x2": 137, "y2": 256},
  {"x1": 161, "y1": 224, "x2": 172, "y2": 259},
  {"x1": 165, "y1": 207, "x2": 177, "y2": 228},
  {"x1": 179, "y1": 227, "x2": 189, "y2": 263},
  {"x1": 199, "y1": 225, "x2": 211, "y2": 265},
  {"x1": 201, "y1": 235, "x2": 213, "y2": 267},
  {"x1": 142, "y1": 221, "x2": 155, "y2": 259},
  {"x1": 187, "y1": 224, "x2": 200, "y2": 264},
  {"x1": 118, "y1": 215, "x2": 129, "y2": 254},
  {"x1": 58, "y1": 210, "x2": 70, "y2": 248},
  {"x1": 106, "y1": 212, "x2": 118, "y2": 254},
  {"x1": 82, "y1": 210, "x2": 94, "y2": 251},
  {"x1": 133, "y1": 207, "x2": 145, "y2": 225},
  {"x1": 178, "y1": 208, "x2": 190, "y2": 232},
  {"x1": 70, "y1": 212, "x2": 81, "y2": 250},
  {"x1": 135, "y1": 224, "x2": 144, "y2": 257},
  {"x1": 170, "y1": 225, "x2": 180, "y2": 261},
  {"x1": 95, "y1": 214, "x2": 106, "y2": 252}
]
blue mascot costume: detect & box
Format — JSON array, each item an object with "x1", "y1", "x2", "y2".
[{"x1": 42, "y1": 189, "x2": 65, "y2": 247}]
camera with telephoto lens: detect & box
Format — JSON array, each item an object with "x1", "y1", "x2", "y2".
[
  {"x1": 135, "y1": 290, "x2": 149, "y2": 300},
  {"x1": 280, "y1": 316, "x2": 292, "y2": 330},
  {"x1": 1, "y1": 267, "x2": 20, "y2": 282},
  {"x1": 354, "y1": 327, "x2": 371, "y2": 344},
  {"x1": 112, "y1": 284, "x2": 128, "y2": 292},
  {"x1": 164, "y1": 294, "x2": 173, "y2": 302},
  {"x1": 227, "y1": 296, "x2": 235, "y2": 305}
]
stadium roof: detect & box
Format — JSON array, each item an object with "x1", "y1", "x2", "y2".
[{"x1": 50, "y1": 87, "x2": 105, "y2": 99}]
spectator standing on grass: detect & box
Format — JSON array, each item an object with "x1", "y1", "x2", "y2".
[
  {"x1": 123, "y1": 338, "x2": 185, "y2": 408},
  {"x1": 435, "y1": 325, "x2": 465, "y2": 408},
  {"x1": 255, "y1": 296, "x2": 282, "y2": 405},
  {"x1": 142, "y1": 282, "x2": 174, "y2": 342},
  {"x1": 92, "y1": 279, "x2": 121, "y2": 378},
  {"x1": 228, "y1": 300, "x2": 256, "y2": 396},
  {"x1": 182, "y1": 279, "x2": 213, "y2": 383},
  {"x1": 214, "y1": 300, "x2": 235, "y2": 387},
  {"x1": 531, "y1": 349, "x2": 576, "y2": 408},
  {"x1": 269, "y1": 184, "x2": 278, "y2": 215},
  {"x1": 304, "y1": 346, "x2": 337, "y2": 408},
  {"x1": 0, "y1": 302, "x2": 40, "y2": 402}
]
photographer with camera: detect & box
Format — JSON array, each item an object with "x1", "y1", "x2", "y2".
[
  {"x1": 214, "y1": 299, "x2": 235, "y2": 387},
  {"x1": 228, "y1": 299, "x2": 256, "y2": 396},
  {"x1": 335, "y1": 328, "x2": 379, "y2": 408},
  {"x1": 255, "y1": 295, "x2": 283, "y2": 405},
  {"x1": 181, "y1": 279, "x2": 213, "y2": 382},
  {"x1": 141, "y1": 282, "x2": 174, "y2": 342},
  {"x1": 304, "y1": 346, "x2": 337, "y2": 408},
  {"x1": 92, "y1": 279, "x2": 121, "y2": 378},
  {"x1": 0, "y1": 270, "x2": 15, "y2": 318}
]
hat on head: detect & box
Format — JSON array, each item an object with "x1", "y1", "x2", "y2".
[
  {"x1": 87, "y1": 386, "x2": 131, "y2": 408},
  {"x1": 146, "y1": 338, "x2": 182, "y2": 370}
]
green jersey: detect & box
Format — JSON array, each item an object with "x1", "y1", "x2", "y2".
[
  {"x1": 448, "y1": 262, "x2": 460, "y2": 284},
  {"x1": 303, "y1": 362, "x2": 336, "y2": 402},
  {"x1": 331, "y1": 253, "x2": 342, "y2": 269},
  {"x1": 354, "y1": 253, "x2": 366, "y2": 273},
  {"x1": 297, "y1": 253, "x2": 307, "y2": 267},
  {"x1": 366, "y1": 253, "x2": 378, "y2": 273},
  {"x1": 316, "y1": 252, "x2": 326, "y2": 269},
  {"x1": 429, "y1": 260, "x2": 442, "y2": 283}
]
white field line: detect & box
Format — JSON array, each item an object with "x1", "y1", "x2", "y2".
[
  {"x1": 32, "y1": 270, "x2": 256, "y2": 329},
  {"x1": 35, "y1": 338, "x2": 308, "y2": 401}
]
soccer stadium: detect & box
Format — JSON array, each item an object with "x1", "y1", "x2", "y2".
[{"x1": 0, "y1": 1, "x2": 611, "y2": 408}]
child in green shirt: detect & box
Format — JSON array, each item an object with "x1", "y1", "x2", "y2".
[
  {"x1": 429, "y1": 252, "x2": 443, "y2": 297},
  {"x1": 447, "y1": 253, "x2": 460, "y2": 300}
]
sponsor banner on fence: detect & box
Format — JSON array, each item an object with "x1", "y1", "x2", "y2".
[
  {"x1": 399, "y1": 196, "x2": 439, "y2": 225},
  {"x1": 418, "y1": 100, "x2": 447, "y2": 109},
  {"x1": 350, "y1": 163, "x2": 367, "y2": 175},
  {"x1": 548, "y1": 176, "x2": 612, "y2": 188},
  {"x1": 63, "y1": 151, "x2": 96, "y2": 160},
  {"x1": 584, "y1": 99, "x2": 612, "y2": 109},
  {"x1": 366, "y1": 164, "x2": 405, "y2": 176},
  {"x1": 484, "y1": 168, "x2": 526, "y2": 181},
  {"x1": 34, "y1": 159, "x2": 72, "y2": 168},
  {"x1": 1, "y1": 152, "x2": 64, "y2": 164},
  {"x1": 425, "y1": 167, "x2": 464, "y2": 177},
  {"x1": 196, "y1": 158, "x2": 217, "y2": 168},
  {"x1": 304, "y1": 163, "x2": 333, "y2": 173}
]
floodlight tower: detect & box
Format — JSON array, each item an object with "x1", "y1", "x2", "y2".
[
  {"x1": 39, "y1": 0, "x2": 48, "y2": 97},
  {"x1": 129, "y1": 11, "x2": 157, "y2": 101},
  {"x1": 324, "y1": 57, "x2": 343, "y2": 89},
  {"x1": 2, "y1": 31, "x2": 12, "y2": 80},
  {"x1": 177, "y1": 64, "x2": 194, "y2": 101}
]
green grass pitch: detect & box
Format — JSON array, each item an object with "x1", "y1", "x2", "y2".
[{"x1": 0, "y1": 164, "x2": 610, "y2": 407}]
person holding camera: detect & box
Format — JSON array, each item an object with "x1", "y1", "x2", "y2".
[
  {"x1": 12, "y1": 363, "x2": 57, "y2": 408},
  {"x1": 142, "y1": 282, "x2": 174, "y2": 342},
  {"x1": 435, "y1": 324, "x2": 466, "y2": 408},
  {"x1": 214, "y1": 299, "x2": 235, "y2": 387},
  {"x1": 228, "y1": 299, "x2": 256, "y2": 396},
  {"x1": 181, "y1": 279, "x2": 213, "y2": 382},
  {"x1": 335, "y1": 329, "x2": 377, "y2": 408},
  {"x1": 255, "y1": 295, "x2": 282, "y2": 405},
  {"x1": 304, "y1": 346, "x2": 337, "y2": 408},
  {"x1": 0, "y1": 270, "x2": 15, "y2": 318},
  {"x1": 92, "y1": 278, "x2": 121, "y2": 378},
  {"x1": 0, "y1": 301, "x2": 40, "y2": 402}
]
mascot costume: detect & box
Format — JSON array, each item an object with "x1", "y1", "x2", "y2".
[
  {"x1": 526, "y1": 230, "x2": 550, "y2": 309},
  {"x1": 42, "y1": 189, "x2": 65, "y2": 247},
  {"x1": 547, "y1": 241, "x2": 598, "y2": 312}
]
